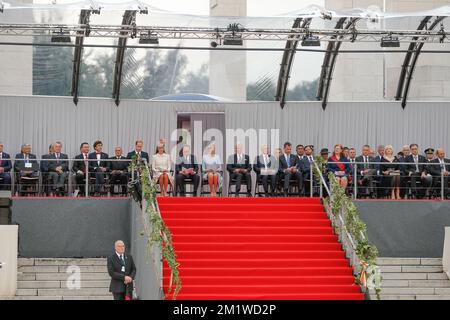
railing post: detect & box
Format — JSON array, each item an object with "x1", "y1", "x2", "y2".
[
  {"x1": 85, "y1": 161, "x2": 89, "y2": 197},
  {"x1": 310, "y1": 164, "x2": 313, "y2": 198},
  {"x1": 11, "y1": 169, "x2": 15, "y2": 196},
  {"x1": 442, "y1": 169, "x2": 445, "y2": 201},
  {"x1": 353, "y1": 163, "x2": 358, "y2": 199}
]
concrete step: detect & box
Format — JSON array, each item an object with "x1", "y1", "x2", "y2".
[
  {"x1": 16, "y1": 289, "x2": 38, "y2": 296},
  {"x1": 369, "y1": 287, "x2": 435, "y2": 295},
  {"x1": 377, "y1": 258, "x2": 421, "y2": 266},
  {"x1": 18, "y1": 258, "x2": 107, "y2": 267},
  {"x1": 37, "y1": 288, "x2": 110, "y2": 296},
  {"x1": 369, "y1": 294, "x2": 416, "y2": 300},
  {"x1": 0, "y1": 296, "x2": 63, "y2": 300},
  {"x1": 416, "y1": 295, "x2": 450, "y2": 300},
  {"x1": 377, "y1": 258, "x2": 442, "y2": 266},
  {"x1": 60, "y1": 281, "x2": 109, "y2": 289},
  {"x1": 35, "y1": 272, "x2": 109, "y2": 281},
  {"x1": 382, "y1": 273, "x2": 428, "y2": 280},
  {"x1": 17, "y1": 280, "x2": 110, "y2": 289},
  {"x1": 18, "y1": 265, "x2": 108, "y2": 273},
  {"x1": 18, "y1": 281, "x2": 61, "y2": 289},
  {"x1": 401, "y1": 266, "x2": 443, "y2": 273},
  {"x1": 408, "y1": 280, "x2": 450, "y2": 288},
  {"x1": 17, "y1": 273, "x2": 36, "y2": 281},
  {"x1": 62, "y1": 296, "x2": 113, "y2": 300}
]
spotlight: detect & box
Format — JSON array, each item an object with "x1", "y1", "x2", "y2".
[
  {"x1": 51, "y1": 30, "x2": 71, "y2": 43},
  {"x1": 210, "y1": 41, "x2": 218, "y2": 48},
  {"x1": 139, "y1": 32, "x2": 159, "y2": 44},
  {"x1": 301, "y1": 35, "x2": 321, "y2": 47},
  {"x1": 223, "y1": 34, "x2": 243, "y2": 46},
  {"x1": 380, "y1": 35, "x2": 400, "y2": 47}
]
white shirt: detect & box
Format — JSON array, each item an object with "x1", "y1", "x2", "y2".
[
  {"x1": 96, "y1": 153, "x2": 101, "y2": 166},
  {"x1": 0, "y1": 153, "x2": 2, "y2": 159}
]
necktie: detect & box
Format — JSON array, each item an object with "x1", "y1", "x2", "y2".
[
  {"x1": 84, "y1": 154, "x2": 88, "y2": 167},
  {"x1": 414, "y1": 156, "x2": 419, "y2": 172},
  {"x1": 263, "y1": 155, "x2": 268, "y2": 169},
  {"x1": 286, "y1": 155, "x2": 290, "y2": 167},
  {"x1": 25, "y1": 155, "x2": 29, "y2": 164},
  {"x1": 441, "y1": 160, "x2": 445, "y2": 171},
  {"x1": 120, "y1": 255, "x2": 125, "y2": 267}
]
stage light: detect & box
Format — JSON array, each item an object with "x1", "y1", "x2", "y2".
[
  {"x1": 139, "y1": 32, "x2": 159, "y2": 44},
  {"x1": 210, "y1": 41, "x2": 218, "y2": 48},
  {"x1": 223, "y1": 34, "x2": 243, "y2": 46},
  {"x1": 51, "y1": 30, "x2": 71, "y2": 43},
  {"x1": 301, "y1": 35, "x2": 321, "y2": 47},
  {"x1": 380, "y1": 35, "x2": 400, "y2": 47}
]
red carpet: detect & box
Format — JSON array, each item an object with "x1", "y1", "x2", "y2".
[{"x1": 158, "y1": 197, "x2": 364, "y2": 300}]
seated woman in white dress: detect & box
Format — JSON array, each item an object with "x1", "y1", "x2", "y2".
[
  {"x1": 202, "y1": 144, "x2": 223, "y2": 197},
  {"x1": 152, "y1": 144, "x2": 174, "y2": 197}
]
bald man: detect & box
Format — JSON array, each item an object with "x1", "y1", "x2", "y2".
[{"x1": 107, "y1": 240, "x2": 137, "y2": 300}]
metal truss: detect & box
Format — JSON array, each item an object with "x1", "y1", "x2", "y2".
[
  {"x1": 395, "y1": 16, "x2": 447, "y2": 108},
  {"x1": 2, "y1": 24, "x2": 450, "y2": 44},
  {"x1": 112, "y1": 10, "x2": 137, "y2": 106},
  {"x1": 275, "y1": 18, "x2": 312, "y2": 109},
  {"x1": 71, "y1": 9, "x2": 97, "y2": 105},
  {"x1": 317, "y1": 17, "x2": 360, "y2": 110}
]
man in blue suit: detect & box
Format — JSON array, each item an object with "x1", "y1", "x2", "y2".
[
  {"x1": 279, "y1": 142, "x2": 303, "y2": 196},
  {"x1": 0, "y1": 142, "x2": 12, "y2": 190}
]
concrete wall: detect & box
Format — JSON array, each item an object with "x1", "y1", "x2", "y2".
[
  {"x1": 355, "y1": 200, "x2": 450, "y2": 257},
  {"x1": 209, "y1": 0, "x2": 247, "y2": 100},
  {"x1": 0, "y1": 0, "x2": 33, "y2": 95},
  {"x1": 325, "y1": 0, "x2": 450, "y2": 102}
]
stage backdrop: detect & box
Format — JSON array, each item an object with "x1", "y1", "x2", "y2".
[{"x1": 0, "y1": 95, "x2": 449, "y2": 158}]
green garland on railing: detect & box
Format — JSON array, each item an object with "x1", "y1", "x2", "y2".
[
  {"x1": 130, "y1": 157, "x2": 181, "y2": 299},
  {"x1": 326, "y1": 172, "x2": 382, "y2": 299}
]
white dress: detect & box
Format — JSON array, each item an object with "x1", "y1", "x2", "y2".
[
  {"x1": 202, "y1": 154, "x2": 223, "y2": 189},
  {"x1": 151, "y1": 153, "x2": 174, "y2": 185}
]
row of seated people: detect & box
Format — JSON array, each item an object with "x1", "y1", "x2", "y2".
[
  {"x1": 0, "y1": 140, "x2": 149, "y2": 196},
  {"x1": 323, "y1": 144, "x2": 450, "y2": 200},
  {"x1": 1, "y1": 140, "x2": 449, "y2": 198}
]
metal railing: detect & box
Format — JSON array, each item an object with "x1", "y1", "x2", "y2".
[{"x1": 312, "y1": 160, "x2": 364, "y2": 270}]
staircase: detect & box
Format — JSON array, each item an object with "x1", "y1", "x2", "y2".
[
  {"x1": 371, "y1": 258, "x2": 450, "y2": 300},
  {"x1": 0, "y1": 258, "x2": 111, "y2": 300},
  {"x1": 158, "y1": 197, "x2": 364, "y2": 300}
]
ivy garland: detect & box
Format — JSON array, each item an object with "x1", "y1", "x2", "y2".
[
  {"x1": 312, "y1": 155, "x2": 382, "y2": 299},
  {"x1": 130, "y1": 157, "x2": 181, "y2": 299}
]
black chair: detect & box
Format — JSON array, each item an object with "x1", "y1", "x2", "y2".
[
  {"x1": 227, "y1": 172, "x2": 252, "y2": 197},
  {"x1": 277, "y1": 175, "x2": 300, "y2": 196},
  {"x1": 16, "y1": 172, "x2": 40, "y2": 196},
  {"x1": 175, "y1": 174, "x2": 199, "y2": 197}
]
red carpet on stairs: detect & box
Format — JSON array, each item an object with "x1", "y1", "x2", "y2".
[{"x1": 158, "y1": 197, "x2": 364, "y2": 300}]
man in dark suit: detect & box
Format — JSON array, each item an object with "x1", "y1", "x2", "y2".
[
  {"x1": 296, "y1": 144, "x2": 305, "y2": 162},
  {"x1": 299, "y1": 145, "x2": 315, "y2": 195},
  {"x1": 355, "y1": 145, "x2": 377, "y2": 198},
  {"x1": 107, "y1": 240, "x2": 136, "y2": 300},
  {"x1": 41, "y1": 144, "x2": 54, "y2": 175},
  {"x1": 404, "y1": 144, "x2": 431, "y2": 199},
  {"x1": 127, "y1": 140, "x2": 149, "y2": 165},
  {"x1": 89, "y1": 140, "x2": 109, "y2": 195},
  {"x1": 279, "y1": 142, "x2": 303, "y2": 196},
  {"x1": 227, "y1": 144, "x2": 252, "y2": 197},
  {"x1": 423, "y1": 148, "x2": 435, "y2": 198},
  {"x1": 109, "y1": 146, "x2": 129, "y2": 196},
  {"x1": 0, "y1": 142, "x2": 12, "y2": 190},
  {"x1": 175, "y1": 145, "x2": 200, "y2": 196},
  {"x1": 253, "y1": 144, "x2": 277, "y2": 196},
  {"x1": 429, "y1": 148, "x2": 450, "y2": 199},
  {"x1": 47, "y1": 142, "x2": 69, "y2": 196},
  {"x1": 72, "y1": 142, "x2": 90, "y2": 196},
  {"x1": 14, "y1": 144, "x2": 39, "y2": 178}
]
